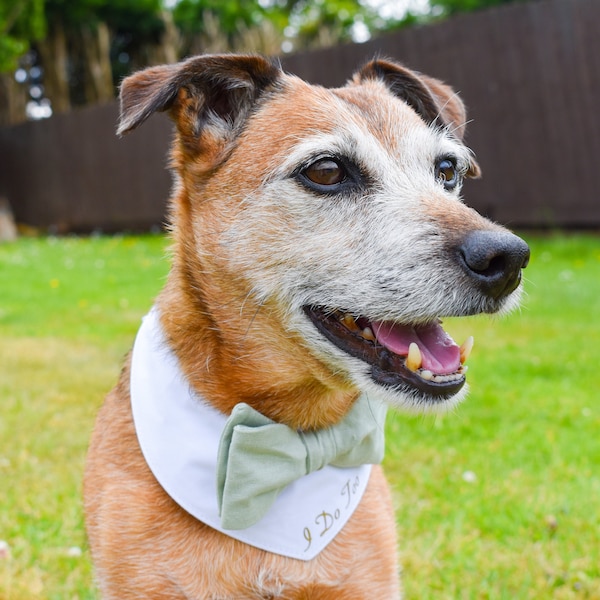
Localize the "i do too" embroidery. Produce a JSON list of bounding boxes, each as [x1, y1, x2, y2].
[[303, 475, 361, 552]]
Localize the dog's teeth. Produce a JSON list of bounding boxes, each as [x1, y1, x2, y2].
[[420, 369, 434, 381], [460, 336, 474, 364], [341, 313, 360, 332], [361, 327, 376, 342], [406, 342, 422, 372]]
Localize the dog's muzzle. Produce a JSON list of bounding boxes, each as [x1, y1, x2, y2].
[[303, 230, 529, 403]]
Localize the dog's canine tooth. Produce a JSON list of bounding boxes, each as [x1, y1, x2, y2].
[[406, 342, 422, 372], [341, 313, 360, 332], [361, 327, 376, 342], [460, 336, 474, 364]]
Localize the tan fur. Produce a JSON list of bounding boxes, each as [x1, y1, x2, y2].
[[85, 54, 526, 598]]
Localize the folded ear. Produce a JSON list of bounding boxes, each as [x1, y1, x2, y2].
[[117, 54, 281, 144], [354, 58, 481, 178]]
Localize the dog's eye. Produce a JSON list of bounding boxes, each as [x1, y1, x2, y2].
[[435, 158, 460, 191], [303, 159, 346, 187]]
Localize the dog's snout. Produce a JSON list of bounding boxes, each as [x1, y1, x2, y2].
[[459, 231, 530, 299]]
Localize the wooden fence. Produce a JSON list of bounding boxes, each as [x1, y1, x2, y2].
[[0, 0, 598, 232], [0, 102, 173, 233]]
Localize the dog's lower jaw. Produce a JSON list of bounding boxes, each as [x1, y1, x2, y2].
[[363, 374, 470, 415], [301, 307, 467, 411], [300, 277, 525, 414]]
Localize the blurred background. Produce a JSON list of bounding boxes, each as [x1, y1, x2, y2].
[[0, 0, 420, 126], [0, 0, 598, 236]]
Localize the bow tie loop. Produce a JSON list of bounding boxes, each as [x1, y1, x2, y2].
[[216, 395, 387, 530]]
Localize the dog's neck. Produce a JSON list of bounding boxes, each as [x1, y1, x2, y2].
[[156, 245, 357, 430]]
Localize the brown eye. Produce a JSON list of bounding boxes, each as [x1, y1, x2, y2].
[[436, 158, 459, 191], [303, 159, 346, 187]]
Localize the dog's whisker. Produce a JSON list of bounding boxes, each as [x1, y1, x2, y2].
[[429, 91, 459, 130], [243, 304, 264, 341], [446, 118, 473, 139]]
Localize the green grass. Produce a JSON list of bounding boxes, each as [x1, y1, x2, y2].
[[1, 233, 599, 599], [0, 235, 169, 600]]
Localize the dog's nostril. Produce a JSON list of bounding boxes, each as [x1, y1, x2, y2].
[[459, 231, 530, 300], [466, 251, 507, 278]]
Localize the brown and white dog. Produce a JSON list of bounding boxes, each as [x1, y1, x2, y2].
[[84, 54, 529, 598]]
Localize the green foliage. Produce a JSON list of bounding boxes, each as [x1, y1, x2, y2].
[[171, 0, 406, 52], [287, 0, 380, 44], [0, 0, 165, 75], [44, 0, 164, 35], [0, 0, 527, 77], [0, 0, 46, 73], [100, 0, 165, 37], [274, 0, 407, 48], [0, 35, 27, 73], [173, 0, 268, 37], [430, 0, 521, 17], [1, 233, 599, 597]]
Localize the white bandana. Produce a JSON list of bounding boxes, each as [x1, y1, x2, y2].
[[130, 308, 372, 560]]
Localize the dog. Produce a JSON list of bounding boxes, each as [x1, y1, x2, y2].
[[84, 54, 529, 598]]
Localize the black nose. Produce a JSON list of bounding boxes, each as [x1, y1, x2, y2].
[[459, 231, 530, 299]]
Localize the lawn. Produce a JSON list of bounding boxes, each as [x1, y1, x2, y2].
[[1, 233, 599, 599]]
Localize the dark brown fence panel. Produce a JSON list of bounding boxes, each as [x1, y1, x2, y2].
[[282, 0, 600, 228], [0, 0, 598, 231], [0, 102, 173, 232]]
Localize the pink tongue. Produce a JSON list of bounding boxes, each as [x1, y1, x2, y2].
[[372, 320, 461, 375]]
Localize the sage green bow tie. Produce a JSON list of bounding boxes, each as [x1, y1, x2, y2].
[[216, 394, 387, 530]]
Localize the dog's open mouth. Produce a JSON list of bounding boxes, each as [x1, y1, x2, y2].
[[304, 307, 473, 399]]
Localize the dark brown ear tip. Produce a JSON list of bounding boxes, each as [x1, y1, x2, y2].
[[115, 54, 282, 137], [467, 161, 482, 179], [356, 57, 409, 79], [354, 58, 478, 147], [116, 64, 180, 134]]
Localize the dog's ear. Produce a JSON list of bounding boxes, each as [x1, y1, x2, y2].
[[354, 59, 481, 178], [418, 72, 481, 178], [117, 54, 281, 144]]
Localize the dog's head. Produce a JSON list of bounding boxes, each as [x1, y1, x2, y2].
[[119, 54, 529, 420]]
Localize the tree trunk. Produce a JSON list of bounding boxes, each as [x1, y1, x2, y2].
[[80, 21, 114, 104], [0, 197, 18, 242], [142, 10, 180, 67], [158, 10, 180, 64], [37, 20, 71, 114], [0, 72, 27, 126]]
